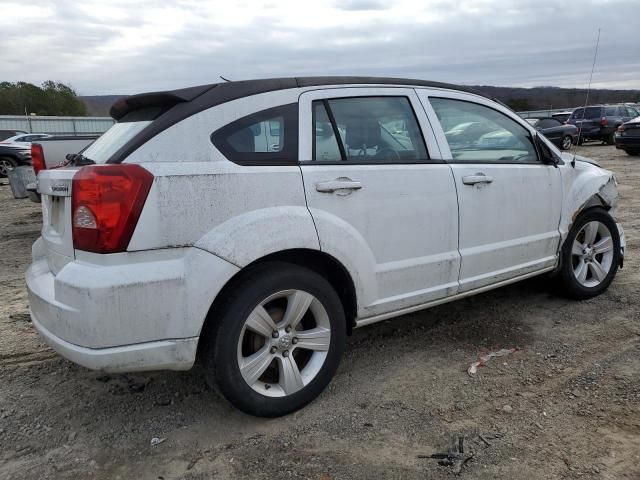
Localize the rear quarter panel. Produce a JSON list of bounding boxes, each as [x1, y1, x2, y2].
[[125, 88, 321, 266]]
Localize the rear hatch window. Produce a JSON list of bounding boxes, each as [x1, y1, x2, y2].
[[81, 107, 162, 163], [571, 107, 602, 119]]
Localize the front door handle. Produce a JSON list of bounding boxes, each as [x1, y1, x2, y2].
[[462, 173, 494, 185], [316, 178, 362, 193]]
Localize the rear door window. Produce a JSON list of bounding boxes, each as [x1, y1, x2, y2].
[[312, 96, 428, 163], [211, 103, 298, 165], [571, 107, 602, 119]]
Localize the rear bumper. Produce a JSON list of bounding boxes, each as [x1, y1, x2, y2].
[[615, 135, 640, 150], [31, 315, 198, 372], [26, 241, 238, 372]]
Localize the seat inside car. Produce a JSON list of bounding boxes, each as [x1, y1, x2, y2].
[[345, 120, 390, 161]]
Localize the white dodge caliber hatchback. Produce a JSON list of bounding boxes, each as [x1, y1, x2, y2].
[[26, 77, 625, 416]]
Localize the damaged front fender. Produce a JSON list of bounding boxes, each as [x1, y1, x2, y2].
[[557, 154, 624, 265]]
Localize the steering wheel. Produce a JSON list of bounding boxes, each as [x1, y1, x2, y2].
[[375, 147, 401, 162]]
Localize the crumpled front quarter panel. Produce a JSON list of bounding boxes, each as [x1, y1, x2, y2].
[[559, 154, 619, 240]]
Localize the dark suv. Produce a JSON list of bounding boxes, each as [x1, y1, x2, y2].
[[567, 105, 639, 145]]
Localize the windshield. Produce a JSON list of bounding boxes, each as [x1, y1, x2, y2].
[[571, 107, 602, 120], [81, 107, 162, 163]]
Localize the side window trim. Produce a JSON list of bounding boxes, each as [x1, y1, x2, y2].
[[322, 99, 347, 161]]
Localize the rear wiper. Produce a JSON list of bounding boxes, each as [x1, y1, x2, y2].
[[65, 153, 95, 166]]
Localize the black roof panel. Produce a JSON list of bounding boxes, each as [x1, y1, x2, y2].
[[110, 76, 488, 120]]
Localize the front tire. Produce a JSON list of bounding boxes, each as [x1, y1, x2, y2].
[[558, 208, 620, 299], [625, 150, 640, 156], [605, 132, 616, 145], [202, 262, 346, 417]]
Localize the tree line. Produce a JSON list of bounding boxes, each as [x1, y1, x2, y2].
[[0, 81, 87, 116]]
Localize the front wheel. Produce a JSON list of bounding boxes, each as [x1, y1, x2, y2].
[[561, 135, 573, 150], [558, 208, 620, 299], [202, 262, 346, 417]]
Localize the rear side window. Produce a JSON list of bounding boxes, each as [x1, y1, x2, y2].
[[312, 96, 428, 163], [571, 107, 602, 119], [211, 103, 298, 165], [537, 119, 561, 128]]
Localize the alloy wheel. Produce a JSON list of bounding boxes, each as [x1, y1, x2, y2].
[[571, 220, 614, 287], [0, 159, 14, 176], [562, 135, 573, 150], [237, 289, 331, 397]]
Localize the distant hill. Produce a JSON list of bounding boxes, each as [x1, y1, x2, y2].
[[80, 85, 640, 117], [79, 95, 124, 116], [472, 86, 640, 111]]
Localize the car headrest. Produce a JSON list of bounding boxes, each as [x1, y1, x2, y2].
[[345, 121, 381, 150]]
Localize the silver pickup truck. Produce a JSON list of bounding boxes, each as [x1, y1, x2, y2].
[[37, 135, 99, 168], [26, 135, 99, 202]]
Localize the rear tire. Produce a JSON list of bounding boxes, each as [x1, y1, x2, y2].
[[202, 262, 346, 417], [558, 208, 620, 300], [625, 150, 640, 156], [0, 157, 17, 177], [561, 135, 573, 150]]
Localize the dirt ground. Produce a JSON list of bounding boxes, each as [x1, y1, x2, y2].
[[0, 144, 638, 480]]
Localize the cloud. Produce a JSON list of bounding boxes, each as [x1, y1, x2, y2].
[[336, 0, 388, 11], [0, 0, 638, 94]]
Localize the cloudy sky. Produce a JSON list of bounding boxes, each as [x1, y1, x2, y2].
[[1, 0, 638, 95]]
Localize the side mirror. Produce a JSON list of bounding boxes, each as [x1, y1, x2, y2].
[[535, 133, 560, 167]]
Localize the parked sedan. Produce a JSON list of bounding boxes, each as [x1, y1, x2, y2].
[[27, 77, 625, 417], [526, 118, 578, 150], [0, 133, 52, 145], [615, 116, 640, 156]]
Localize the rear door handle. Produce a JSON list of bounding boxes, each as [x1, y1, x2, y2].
[[462, 173, 494, 185], [316, 178, 362, 193]]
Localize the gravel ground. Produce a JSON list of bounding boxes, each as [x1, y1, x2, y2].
[[0, 144, 638, 480]]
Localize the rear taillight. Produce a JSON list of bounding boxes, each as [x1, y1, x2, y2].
[[617, 125, 625, 132], [32, 143, 46, 175], [72, 164, 153, 253], [600, 117, 608, 126]]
